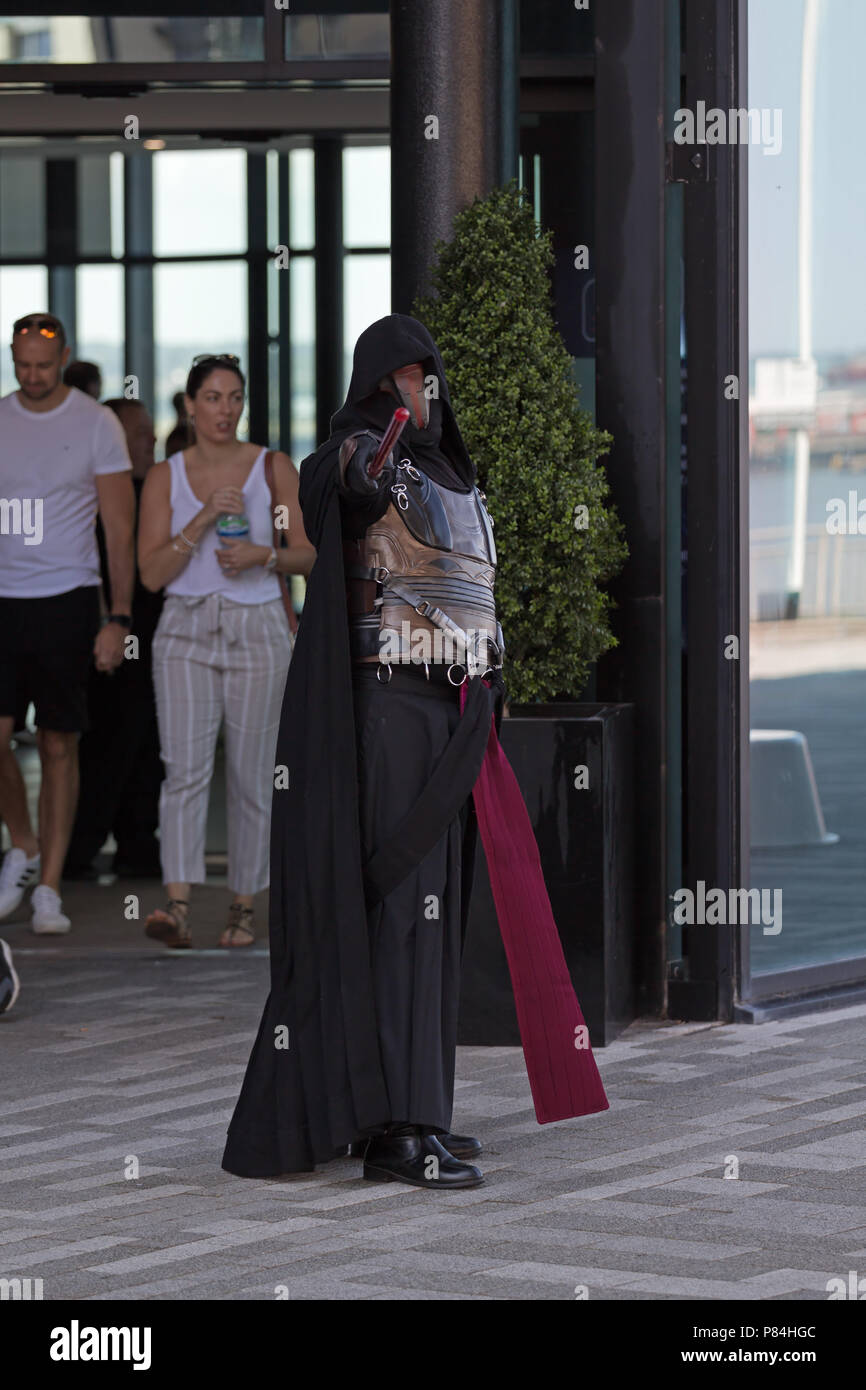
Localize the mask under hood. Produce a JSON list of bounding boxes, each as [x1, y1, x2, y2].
[[329, 314, 474, 491]]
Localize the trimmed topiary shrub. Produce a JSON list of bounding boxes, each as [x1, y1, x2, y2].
[[414, 181, 628, 703]]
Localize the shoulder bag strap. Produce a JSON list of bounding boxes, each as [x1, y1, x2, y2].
[[263, 449, 298, 635]]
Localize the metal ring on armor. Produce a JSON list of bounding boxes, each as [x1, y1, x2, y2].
[[377, 662, 392, 684], [447, 663, 467, 687]]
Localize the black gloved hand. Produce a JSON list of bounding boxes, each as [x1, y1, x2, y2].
[[338, 431, 396, 497]]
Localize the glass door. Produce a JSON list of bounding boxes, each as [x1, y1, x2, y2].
[[748, 0, 866, 993]]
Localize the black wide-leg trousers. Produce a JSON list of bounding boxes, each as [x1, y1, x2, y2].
[[352, 667, 468, 1135]]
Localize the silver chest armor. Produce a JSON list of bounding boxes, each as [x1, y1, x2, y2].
[[346, 460, 504, 673]]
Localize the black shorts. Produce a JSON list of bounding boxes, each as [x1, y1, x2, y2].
[[0, 587, 101, 733]]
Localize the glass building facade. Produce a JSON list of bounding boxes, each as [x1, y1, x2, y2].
[[2, 0, 864, 1024]]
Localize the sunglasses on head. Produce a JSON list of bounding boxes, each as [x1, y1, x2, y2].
[[191, 353, 240, 368], [13, 316, 61, 339]]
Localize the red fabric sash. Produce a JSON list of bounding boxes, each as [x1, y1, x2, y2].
[[462, 685, 610, 1124]]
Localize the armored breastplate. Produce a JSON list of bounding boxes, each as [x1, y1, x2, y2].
[[346, 461, 503, 673]]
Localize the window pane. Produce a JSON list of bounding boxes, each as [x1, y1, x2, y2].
[[344, 254, 390, 394], [284, 14, 388, 60], [748, 0, 866, 977], [77, 155, 112, 258], [343, 146, 389, 249], [154, 259, 247, 449], [0, 157, 45, 258], [109, 151, 124, 260], [0, 265, 48, 396], [153, 150, 246, 258], [290, 256, 315, 464], [520, 5, 594, 57], [0, 17, 264, 64], [266, 254, 285, 447], [75, 264, 124, 401], [289, 148, 314, 252]]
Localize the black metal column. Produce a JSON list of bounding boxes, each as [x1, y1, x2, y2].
[[313, 135, 344, 443], [46, 159, 77, 345], [124, 153, 154, 411], [390, 0, 519, 312], [278, 151, 292, 458], [246, 152, 269, 444], [673, 0, 749, 1021], [593, 0, 668, 1019]]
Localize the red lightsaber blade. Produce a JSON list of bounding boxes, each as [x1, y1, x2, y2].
[[367, 406, 410, 479]]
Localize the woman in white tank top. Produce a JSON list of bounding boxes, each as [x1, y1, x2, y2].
[[137, 354, 315, 949]]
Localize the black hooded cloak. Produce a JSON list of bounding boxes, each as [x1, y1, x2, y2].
[[222, 315, 495, 1176]]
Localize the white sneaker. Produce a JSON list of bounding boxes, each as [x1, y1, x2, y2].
[[0, 847, 41, 920], [31, 884, 71, 935], [0, 938, 20, 1014]]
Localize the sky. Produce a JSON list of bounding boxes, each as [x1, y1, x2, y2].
[[749, 0, 866, 358]]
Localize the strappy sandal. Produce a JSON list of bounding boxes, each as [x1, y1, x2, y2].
[[218, 902, 255, 949], [144, 897, 192, 949]]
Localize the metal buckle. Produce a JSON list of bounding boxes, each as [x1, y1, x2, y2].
[[391, 482, 410, 511], [447, 663, 467, 687], [377, 662, 392, 684]]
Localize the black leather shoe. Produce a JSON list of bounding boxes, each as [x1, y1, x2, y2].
[[348, 1130, 482, 1160], [363, 1125, 483, 1190], [437, 1132, 482, 1160]]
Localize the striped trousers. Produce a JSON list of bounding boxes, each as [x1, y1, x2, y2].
[[151, 592, 293, 895]]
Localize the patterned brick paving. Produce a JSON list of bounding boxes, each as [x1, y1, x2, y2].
[[2, 946, 866, 1301]]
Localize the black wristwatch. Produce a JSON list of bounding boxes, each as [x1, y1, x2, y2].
[[106, 613, 132, 628]]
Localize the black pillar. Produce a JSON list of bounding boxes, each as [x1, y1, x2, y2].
[[46, 160, 77, 346], [124, 154, 154, 412], [246, 152, 269, 445], [278, 151, 292, 458], [594, 0, 668, 1019], [390, 0, 519, 312], [673, 0, 749, 1021], [313, 136, 344, 443]]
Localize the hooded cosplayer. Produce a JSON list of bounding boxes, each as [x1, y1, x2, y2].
[[221, 315, 608, 1188]]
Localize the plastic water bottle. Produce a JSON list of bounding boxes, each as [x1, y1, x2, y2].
[[216, 512, 250, 545]]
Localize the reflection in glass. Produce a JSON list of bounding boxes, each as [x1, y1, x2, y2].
[[154, 260, 247, 449], [0, 158, 45, 259], [343, 147, 389, 249], [0, 265, 48, 397], [76, 264, 124, 400], [748, 0, 866, 978], [154, 150, 246, 258], [0, 16, 265, 64]]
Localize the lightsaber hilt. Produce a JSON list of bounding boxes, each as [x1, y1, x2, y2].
[[367, 406, 410, 479]]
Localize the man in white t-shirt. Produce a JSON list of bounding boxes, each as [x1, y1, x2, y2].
[[0, 312, 135, 934]]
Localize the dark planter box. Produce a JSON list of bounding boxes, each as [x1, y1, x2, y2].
[[459, 701, 636, 1049]]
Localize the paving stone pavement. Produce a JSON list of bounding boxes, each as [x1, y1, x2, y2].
[[2, 945, 866, 1301]]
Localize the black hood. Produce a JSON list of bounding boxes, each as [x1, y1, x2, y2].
[[329, 314, 474, 490]]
